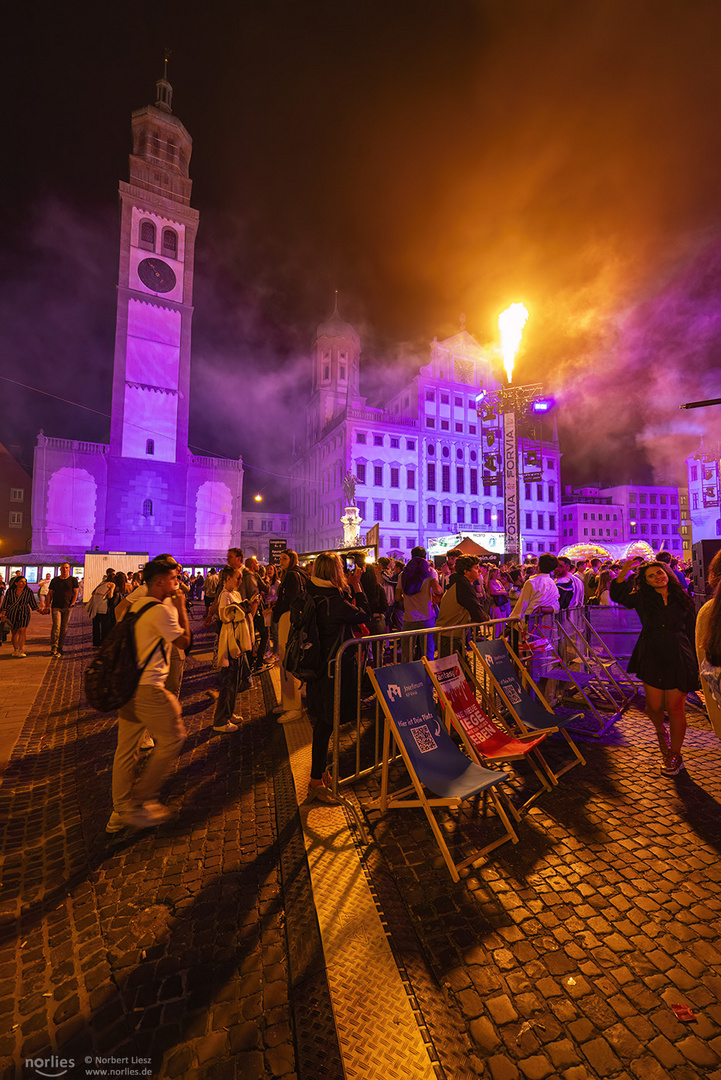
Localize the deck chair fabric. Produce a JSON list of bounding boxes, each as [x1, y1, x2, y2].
[[425, 651, 553, 756], [471, 639, 586, 780], [369, 662, 518, 881], [425, 654, 553, 809]]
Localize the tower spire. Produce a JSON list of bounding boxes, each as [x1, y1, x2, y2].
[[155, 49, 173, 113]]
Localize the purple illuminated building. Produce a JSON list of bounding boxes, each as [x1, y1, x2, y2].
[[30, 72, 243, 563]]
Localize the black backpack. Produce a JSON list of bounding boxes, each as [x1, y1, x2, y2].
[[283, 593, 338, 683], [85, 600, 164, 712]]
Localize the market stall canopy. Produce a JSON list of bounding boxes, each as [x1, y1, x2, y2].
[[455, 536, 497, 558]]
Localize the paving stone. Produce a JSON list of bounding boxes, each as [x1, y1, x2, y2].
[[488, 1054, 520, 1080], [547, 1039, 581, 1069], [457, 988, 484, 1018], [517, 1055, 554, 1079], [581, 1036, 622, 1076], [629, 1055, 673, 1080], [487, 995, 520, 1025], [470, 1016, 501, 1052], [676, 1035, 720, 1068], [647, 1034, 685, 1069]]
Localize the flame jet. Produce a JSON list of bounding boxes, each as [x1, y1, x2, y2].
[[498, 302, 529, 384]]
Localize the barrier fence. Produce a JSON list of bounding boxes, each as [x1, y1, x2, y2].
[[323, 605, 646, 824]]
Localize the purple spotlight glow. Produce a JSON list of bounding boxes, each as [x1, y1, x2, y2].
[[530, 396, 555, 414]]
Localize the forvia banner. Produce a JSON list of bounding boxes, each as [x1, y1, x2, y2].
[[503, 408, 519, 557]]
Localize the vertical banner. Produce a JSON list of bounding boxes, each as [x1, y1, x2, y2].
[[268, 538, 287, 566], [365, 522, 380, 550], [503, 406, 520, 559]]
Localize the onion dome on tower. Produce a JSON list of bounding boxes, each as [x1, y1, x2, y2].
[[313, 294, 361, 397]]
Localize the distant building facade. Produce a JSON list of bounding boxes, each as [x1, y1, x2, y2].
[[686, 442, 721, 545], [0, 444, 32, 557], [240, 511, 293, 563], [30, 73, 243, 563], [290, 308, 561, 557]]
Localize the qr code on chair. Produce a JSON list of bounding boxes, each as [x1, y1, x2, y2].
[[411, 724, 437, 753]]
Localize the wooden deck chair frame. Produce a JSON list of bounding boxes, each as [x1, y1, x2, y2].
[[516, 617, 620, 737], [470, 640, 586, 782], [422, 655, 552, 814], [367, 666, 518, 883]]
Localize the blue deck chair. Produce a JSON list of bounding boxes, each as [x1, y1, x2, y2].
[[368, 662, 518, 882], [471, 639, 586, 781], [424, 654, 553, 813]]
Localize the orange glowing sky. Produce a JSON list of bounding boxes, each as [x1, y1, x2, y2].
[[1, 0, 720, 490]]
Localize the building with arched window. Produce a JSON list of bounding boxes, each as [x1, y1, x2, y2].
[[31, 71, 243, 563]]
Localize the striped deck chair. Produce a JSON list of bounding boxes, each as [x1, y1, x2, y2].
[[368, 662, 518, 882], [471, 638, 586, 782], [424, 654, 553, 812]]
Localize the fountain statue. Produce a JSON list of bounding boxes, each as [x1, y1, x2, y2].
[[341, 471, 362, 547]]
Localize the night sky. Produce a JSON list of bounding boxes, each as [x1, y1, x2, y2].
[[2, 0, 720, 506]]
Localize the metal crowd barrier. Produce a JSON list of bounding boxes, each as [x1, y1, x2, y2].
[[327, 617, 523, 827], [325, 603, 645, 821]]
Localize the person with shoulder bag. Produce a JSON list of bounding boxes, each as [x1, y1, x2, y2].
[[303, 553, 371, 803], [273, 549, 308, 722]]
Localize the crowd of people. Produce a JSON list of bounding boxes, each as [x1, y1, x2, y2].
[[1, 542, 719, 823]]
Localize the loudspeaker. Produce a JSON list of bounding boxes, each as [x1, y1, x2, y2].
[[691, 539, 721, 603]]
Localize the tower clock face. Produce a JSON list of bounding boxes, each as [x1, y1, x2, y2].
[[137, 257, 177, 294]]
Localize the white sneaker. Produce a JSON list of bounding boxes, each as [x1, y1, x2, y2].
[[277, 710, 304, 724], [119, 804, 171, 828], [271, 705, 284, 715], [142, 800, 173, 822], [139, 733, 155, 750], [213, 721, 239, 733], [17, 651, 27, 658], [105, 811, 126, 834]]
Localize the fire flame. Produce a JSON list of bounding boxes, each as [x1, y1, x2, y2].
[[498, 302, 529, 384]]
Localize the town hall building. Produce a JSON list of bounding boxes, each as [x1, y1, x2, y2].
[[290, 306, 562, 558]]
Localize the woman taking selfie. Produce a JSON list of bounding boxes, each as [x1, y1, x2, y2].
[[611, 559, 698, 776]]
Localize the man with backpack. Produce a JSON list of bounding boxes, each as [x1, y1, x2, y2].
[[105, 556, 191, 832]]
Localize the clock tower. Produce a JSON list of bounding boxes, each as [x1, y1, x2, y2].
[[31, 70, 244, 559], [109, 65, 198, 463]]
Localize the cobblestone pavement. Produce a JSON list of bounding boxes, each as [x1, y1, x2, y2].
[[351, 694, 721, 1080], [1, 615, 296, 1080], [1, 611, 721, 1080]]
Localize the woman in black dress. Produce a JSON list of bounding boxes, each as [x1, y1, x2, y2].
[[0, 575, 38, 657], [610, 559, 698, 776]]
